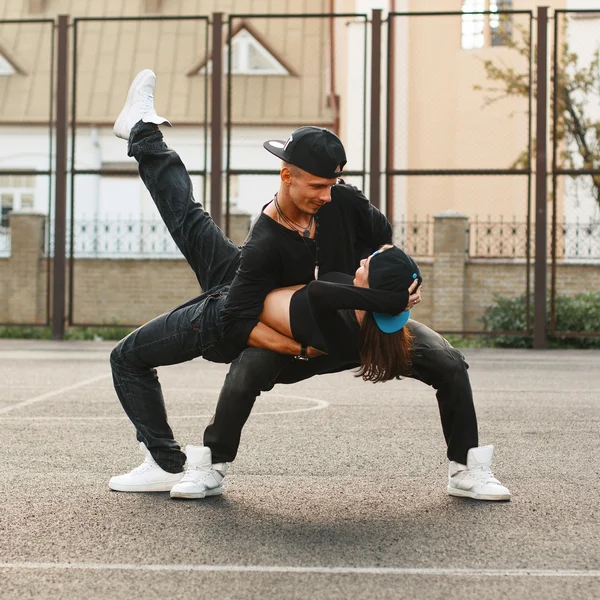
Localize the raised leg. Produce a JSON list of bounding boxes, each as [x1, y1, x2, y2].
[[129, 122, 241, 291]]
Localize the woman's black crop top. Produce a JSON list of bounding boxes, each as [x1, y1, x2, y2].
[[289, 272, 409, 361]]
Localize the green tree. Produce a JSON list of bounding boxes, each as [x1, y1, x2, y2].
[[473, 22, 600, 211]]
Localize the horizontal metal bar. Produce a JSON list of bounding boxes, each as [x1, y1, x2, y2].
[[73, 16, 209, 23], [0, 322, 50, 327], [227, 169, 365, 176], [0, 19, 54, 24], [68, 322, 140, 329], [0, 170, 51, 176], [389, 10, 532, 16], [73, 170, 207, 177], [554, 8, 600, 13], [386, 169, 531, 176], [436, 330, 532, 336], [550, 332, 600, 338], [229, 13, 367, 19], [470, 256, 527, 260], [554, 169, 600, 175]]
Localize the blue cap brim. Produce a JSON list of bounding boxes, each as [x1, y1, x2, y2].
[[373, 309, 410, 333]]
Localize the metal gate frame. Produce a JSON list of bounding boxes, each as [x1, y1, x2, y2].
[[222, 10, 371, 238], [0, 17, 55, 328], [550, 8, 600, 340], [66, 15, 211, 328], [9, 7, 595, 342], [385, 8, 536, 338]]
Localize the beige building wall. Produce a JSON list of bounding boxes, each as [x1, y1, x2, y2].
[[402, 0, 566, 223]]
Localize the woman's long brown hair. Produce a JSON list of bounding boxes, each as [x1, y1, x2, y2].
[[355, 311, 413, 383]]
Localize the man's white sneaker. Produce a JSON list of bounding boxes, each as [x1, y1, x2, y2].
[[170, 445, 227, 499], [113, 69, 171, 140], [109, 442, 184, 492], [447, 445, 511, 501]]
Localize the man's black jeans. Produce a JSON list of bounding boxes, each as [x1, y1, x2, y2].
[[110, 122, 242, 472], [111, 123, 478, 473], [203, 321, 478, 466]]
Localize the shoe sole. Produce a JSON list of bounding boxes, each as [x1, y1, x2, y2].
[[113, 69, 155, 139], [447, 486, 511, 501], [109, 480, 182, 493], [170, 486, 224, 499]]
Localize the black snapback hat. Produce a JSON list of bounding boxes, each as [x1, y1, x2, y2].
[[368, 246, 422, 333], [263, 126, 347, 179]]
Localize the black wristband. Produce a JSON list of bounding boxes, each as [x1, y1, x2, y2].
[[294, 344, 309, 361]]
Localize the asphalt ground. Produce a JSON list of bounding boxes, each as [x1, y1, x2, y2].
[[0, 339, 598, 600]]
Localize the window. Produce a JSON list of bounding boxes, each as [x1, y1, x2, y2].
[[461, 0, 513, 49], [462, 0, 485, 50], [1, 193, 13, 227], [0, 45, 22, 76], [197, 26, 292, 76], [0, 174, 36, 226], [0, 53, 16, 76], [227, 29, 290, 75], [490, 0, 513, 47]]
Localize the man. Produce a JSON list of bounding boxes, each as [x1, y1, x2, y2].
[[109, 70, 510, 503]]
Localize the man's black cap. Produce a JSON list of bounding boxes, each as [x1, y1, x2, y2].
[[263, 126, 347, 179]]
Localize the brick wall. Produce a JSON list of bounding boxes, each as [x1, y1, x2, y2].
[[1, 214, 46, 324], [71, 259, 202, 325], [0, 258, 10, 321], [2, 212, 599, 332]]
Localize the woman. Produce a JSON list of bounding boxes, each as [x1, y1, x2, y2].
[[259, 244, 422, 382]]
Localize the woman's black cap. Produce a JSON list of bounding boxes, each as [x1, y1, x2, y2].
[[368, 246, 422, 333], [369, 246, 422, 294]]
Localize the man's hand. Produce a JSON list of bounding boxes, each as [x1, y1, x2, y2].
[[406, 279, 422, 311], [306, 346, 327, 358], [248, 323, 327, 358]]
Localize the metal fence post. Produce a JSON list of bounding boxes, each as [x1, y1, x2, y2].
[[210, 12, 223, 230], [52, 14, 68, 340], [534, 6, 548, 349], [385, 11, 395, 223], [369, 9, 382, 209]]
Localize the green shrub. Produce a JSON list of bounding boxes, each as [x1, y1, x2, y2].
[[0, 325, 53, 340], [0, 324, 134, 341], [443, 334, 488, 348], [481, 292, 600, 349]]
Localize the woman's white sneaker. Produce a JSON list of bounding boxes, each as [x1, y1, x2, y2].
[[170, 445, 227, 499], [109, 442, 184, 492], [447, 445, 511, 501]]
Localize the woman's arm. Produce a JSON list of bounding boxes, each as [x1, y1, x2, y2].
[[307, 279, 409, 315], [305, 277, 410, 357]]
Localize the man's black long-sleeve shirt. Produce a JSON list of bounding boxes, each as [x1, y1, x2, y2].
[[220, 182, 393, 351]]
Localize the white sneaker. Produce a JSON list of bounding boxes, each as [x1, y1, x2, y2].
[[113, 69, 171, 140], [170, 445, 227, 499], [447, 445, 511, 501], [109, 442, 184, 492]]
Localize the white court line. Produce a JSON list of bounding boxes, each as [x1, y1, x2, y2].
[[0, 562, 598, 578], [0, 374, 111, 416], [0, 395, 329, 420]]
